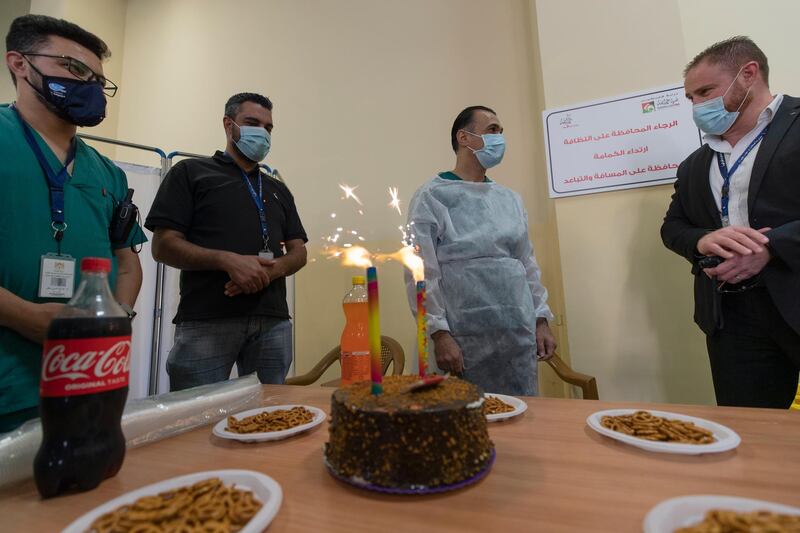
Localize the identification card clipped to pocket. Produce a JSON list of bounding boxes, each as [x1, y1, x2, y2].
[[39, 253, 76, 299]]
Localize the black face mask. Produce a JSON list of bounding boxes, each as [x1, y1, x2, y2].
[[25, 60, 107, 127]]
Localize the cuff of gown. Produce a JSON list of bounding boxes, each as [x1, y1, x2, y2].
[[426, 317, 450, 336], [536, 309, 555, 321]]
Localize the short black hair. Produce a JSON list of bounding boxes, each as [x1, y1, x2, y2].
[[684, 36, 769, 86], [5, 14, 110, 85], [224, 92, 273, 118], [450, 105, 496, 152]]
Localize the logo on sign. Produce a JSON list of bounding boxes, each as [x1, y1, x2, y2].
[[641, 92, 682, 114], [559, 113, 579, 128], [654, 92, 681, 110]]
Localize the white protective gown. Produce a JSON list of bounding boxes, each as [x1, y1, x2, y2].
[[405, 175, 553, 396]]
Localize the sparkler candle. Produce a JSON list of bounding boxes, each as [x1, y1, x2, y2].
[[366, 266, 383, 395], [391, 246, 427, 378], [416, 280, 428, 376]]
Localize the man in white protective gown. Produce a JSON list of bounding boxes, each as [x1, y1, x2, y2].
[[405, 105, 557, 396]]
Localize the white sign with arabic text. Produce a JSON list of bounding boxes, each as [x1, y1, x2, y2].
[[542, 84, 703, 198]]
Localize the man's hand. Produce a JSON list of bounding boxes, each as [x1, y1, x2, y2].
[[432, 331, 464, 374], [224, 258, 282, 297], [18, 302, 65, 343], [535, 318, 557, 361], [697, 226, 769, 258], [220, 253, 272, 294], [704, 246, 771, 282], [224, 240, 307, 297]]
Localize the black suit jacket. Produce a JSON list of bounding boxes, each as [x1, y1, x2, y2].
[[661, 95, 800, 336]]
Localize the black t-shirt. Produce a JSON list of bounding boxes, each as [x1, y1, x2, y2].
[[145, 151, 307, 323]]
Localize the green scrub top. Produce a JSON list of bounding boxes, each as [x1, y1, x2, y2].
[[0, 103, 146, 423]]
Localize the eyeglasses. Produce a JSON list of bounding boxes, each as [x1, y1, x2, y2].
[[22, 53, 118, 97]]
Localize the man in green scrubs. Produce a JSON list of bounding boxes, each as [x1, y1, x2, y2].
[[0, 15, 146, 432]]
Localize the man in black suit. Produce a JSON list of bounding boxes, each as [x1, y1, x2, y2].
[[661, 36, 800, 409]]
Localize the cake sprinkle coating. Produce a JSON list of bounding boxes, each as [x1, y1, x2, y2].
[[325, 375, 494, 490]]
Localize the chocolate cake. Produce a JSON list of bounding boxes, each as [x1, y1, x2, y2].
[[324, 375, 494, 491]]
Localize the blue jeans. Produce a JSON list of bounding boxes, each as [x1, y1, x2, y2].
[[167, 316, 293, 392]]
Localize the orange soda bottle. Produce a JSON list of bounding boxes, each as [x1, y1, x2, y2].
[[340, 276, 370, 385]]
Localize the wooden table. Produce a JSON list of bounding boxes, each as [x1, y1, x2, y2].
[[2, 385, 799, 532]]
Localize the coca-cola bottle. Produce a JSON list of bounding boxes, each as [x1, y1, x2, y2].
[[34, 257, 131, 498]]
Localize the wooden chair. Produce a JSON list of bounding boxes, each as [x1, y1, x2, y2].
[[544, 353, 598, 400], [285, 336, 405, 386]]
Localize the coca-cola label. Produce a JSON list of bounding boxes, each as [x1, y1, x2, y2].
[[41, 336, 131, 397]]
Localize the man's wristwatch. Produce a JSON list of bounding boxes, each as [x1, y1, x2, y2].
[[119, 303, 137, 321]]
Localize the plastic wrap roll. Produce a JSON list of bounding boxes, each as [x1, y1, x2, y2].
[[0, 374, 262, 489], [0, 419, 41, 491]]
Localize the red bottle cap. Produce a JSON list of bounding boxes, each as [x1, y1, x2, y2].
[[80, 257, 111, 273]]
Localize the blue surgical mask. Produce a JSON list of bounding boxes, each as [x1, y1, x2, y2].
[[231, 120, 271, 162], [463, 130, 506, 169], [692, 66, 750, 135]]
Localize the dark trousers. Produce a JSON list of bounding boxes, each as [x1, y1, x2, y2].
[[706, 287, 800, 408]]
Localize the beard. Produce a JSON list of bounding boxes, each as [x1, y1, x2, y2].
[[726, 81, 752, 114], [24, 72, 74, 124]]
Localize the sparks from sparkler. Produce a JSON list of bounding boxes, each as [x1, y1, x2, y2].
[[388, 187, 402, 215], [321, 184, 425, 276], [339, 184, 363, 205]]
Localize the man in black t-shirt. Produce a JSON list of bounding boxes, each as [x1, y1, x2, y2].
[[145, 93, 307, 391]]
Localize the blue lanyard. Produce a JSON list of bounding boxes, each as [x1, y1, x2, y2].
[[12, 106, 76, 242], [238, 166, 270, 250], [716, 125, 769, 226]]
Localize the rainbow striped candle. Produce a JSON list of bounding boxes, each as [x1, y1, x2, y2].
[[416, 281, 428, 377], [367, 267, 383, 395]]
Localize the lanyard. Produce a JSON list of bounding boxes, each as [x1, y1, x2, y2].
[[238, 166, 270, 250], [12, 106, 76, 245], [716, 125, 769, 226]]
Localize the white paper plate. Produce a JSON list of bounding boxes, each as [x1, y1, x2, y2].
[[644, 494, 800, 533], [484, 393, 528, 422], [213, 404, 326, 442], [586, 409, 740, 455], [62, 469, 282, 533]]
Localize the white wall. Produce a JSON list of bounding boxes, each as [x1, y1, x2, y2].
[[110, 0, 569, 390], [678, 0, 800, 96], [536, 0, 800, 404], [22, 0, 794, 403], [536, 0, 713, 404], [0, 0, 32, 103]]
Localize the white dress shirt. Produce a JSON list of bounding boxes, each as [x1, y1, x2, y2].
[[705, 94, 783, 227]]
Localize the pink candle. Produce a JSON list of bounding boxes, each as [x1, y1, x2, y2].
[[367, 267, 383, 395]]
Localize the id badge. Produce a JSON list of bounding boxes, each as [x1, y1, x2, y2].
[[39, 253, 76, 299], [259, 250, 274, 260]]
